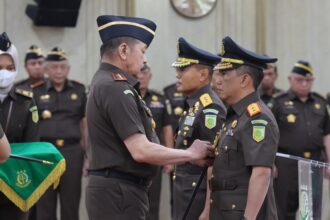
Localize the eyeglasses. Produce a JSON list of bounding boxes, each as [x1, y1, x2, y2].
[[292, 77, 314, 84]]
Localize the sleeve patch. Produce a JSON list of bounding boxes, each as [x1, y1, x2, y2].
[[247, 103, 261, 117], [123, 89, 135, 96], [251, 119, 268, 125], [205, 115, 217, 129], [252, 125, 265, 142], [199, 93, 213, 107]]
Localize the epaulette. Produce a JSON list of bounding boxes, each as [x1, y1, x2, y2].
[[14, 79, 28, 86], [247, 102, 262, 117], [15, 88, 33, 98], [163, 83, 176, 92], [199, 93, 213, 107], [311, 92, 326, 101], [150, 89, 163, 96], [112, 73, 127, 81], [71, 79, 85, 86], [30, 79, 45, 89], [273, 91, 286, 99]]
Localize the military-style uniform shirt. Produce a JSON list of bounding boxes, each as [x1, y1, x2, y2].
[[163, 83, 185, 131], [258, 87, 282, 107], [33, 79, 86, 143], [271, 90, 330, 157], [15, 78, 46, 90], [0, 86, 39, 142], [173, 85, 226, 220], [142, 89, 171, 143], [87, 63, 159, 180], [210, 92, 279, 220]]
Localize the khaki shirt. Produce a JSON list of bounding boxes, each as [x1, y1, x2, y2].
[[271, 90, 330, 157], [87, 63, 158, 179], [210, 91, 279, 220]]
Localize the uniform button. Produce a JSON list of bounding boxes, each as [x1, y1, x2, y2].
[[178, 131, 181, 135], [172, 175, 176, 181], [232, 204, 236, 209], [184, 126, 189, 131], [183, 132, 187, 136], [192, 182, 197, 187], [211, 174, 214, 179], [224, 145, 228, 151], [210, 199, 213, 204], [183, 139, 188, 146], [215, 151, 219, 156], [223, 127, 227, 131]]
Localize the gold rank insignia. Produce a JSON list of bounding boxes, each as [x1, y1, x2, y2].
[[252, 126, 265, 142], [205, 115, 217, 129], [200, 93, 213, 107], [287, 114, 296, 123], [40, 94, 50, 100], [112, 73, 127, 81], [42, 110, 52, 119], [285, 101, 294, 106], [194, 101, 200, 113], [71, 93, 78, 101], [151, 119, 156, 130], [231, 120, 238, 128], [304, 151, 311, 159], [174, 107, 183, 116], [247, 103, 261, 117], [151, 95, 158, 102], [314, 103, 321, 110], [29, 106, 39, 123]]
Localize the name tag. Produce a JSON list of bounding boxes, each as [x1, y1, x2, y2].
[[184, 116, 195, 126]]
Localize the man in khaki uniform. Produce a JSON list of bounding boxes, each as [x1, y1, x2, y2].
[[207, 36, 279, 220], [85, 15, 213, 220], [171, 37, 226, 220]]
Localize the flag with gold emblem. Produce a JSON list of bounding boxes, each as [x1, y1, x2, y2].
[[0, 142, 66, 212]]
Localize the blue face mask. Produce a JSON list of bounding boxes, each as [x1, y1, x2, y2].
[[0, 69, 17, 89]]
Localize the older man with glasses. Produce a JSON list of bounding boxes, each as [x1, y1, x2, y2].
[[270, 60, 330, 220]]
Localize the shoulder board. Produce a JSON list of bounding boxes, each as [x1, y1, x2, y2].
[[247, 102, 262, 117], [30, 79, 45, 89], [112, 73, 127, 81], [150, 89, 163, 96], [311, 92, 326, 101], [14, 79, 28, 86], [273, 91, 287, 99], [199, 93, 213, 107], [163, 83, 176, 92], [15, 88, 33, 98]]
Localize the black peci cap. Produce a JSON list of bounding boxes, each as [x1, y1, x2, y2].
[[291, 60, 313, 77], [0, 32, 11, 52], [46, 47, 67, 61], [214, 36, 277, 71], [172, 37, 220, 68], [97, 15, 157, 47], [25, 45, 44, 63]]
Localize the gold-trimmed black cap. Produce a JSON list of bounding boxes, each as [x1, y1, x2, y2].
[[0, 32, 11, 52], [46, 47, 67, 61], [25, 45, 44, 63], [291, 60, 313, 77], [214, 36, 277, 71], [97, 15, 157, 47], [172, 37, 220, 68]]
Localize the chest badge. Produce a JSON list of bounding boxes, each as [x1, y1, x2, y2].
[[42, 110, 52, 119], [71, 93, 78, 101], [252, 126, 265, 142], [231, 120, 238, 128], [287, 114, 296, 123], [174, 107, 183, 116], [40, 94, 50, 100], [314, 103, 321, 110], [194, 101, 200, 113], [285, 101, 294, 106]]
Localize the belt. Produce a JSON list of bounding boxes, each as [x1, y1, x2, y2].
[[41, 138, 80, 148], [88, 169, 152, 188]]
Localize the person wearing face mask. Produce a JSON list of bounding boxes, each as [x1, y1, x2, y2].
[[15, 45, 45, 89], [0, 32, 39, 219]]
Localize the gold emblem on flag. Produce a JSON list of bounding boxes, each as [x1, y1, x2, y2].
[[16, 170, 31, 188]]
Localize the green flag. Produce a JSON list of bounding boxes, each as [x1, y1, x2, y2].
[[0, 142, 66, 212]]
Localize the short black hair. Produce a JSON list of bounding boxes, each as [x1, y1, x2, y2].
[[194, 64, 213, 80], [236, 65, 263, 89], [100, 37, 139, 57]]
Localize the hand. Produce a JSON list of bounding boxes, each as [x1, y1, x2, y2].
[[191, 157, 214, 167], [188, 139, 213, 161], [324, 167, 330, 179], [82, 157, 89, 177], [199, 207, 210, 220], [163, 164, 174, 174]]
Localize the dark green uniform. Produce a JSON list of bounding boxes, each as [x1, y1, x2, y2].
[[163, 83, 185, 131], [173, 85, 226, 220], [210, 92, 279, 220], [271, 90, 330, 220], [86, 63, 160, 220], [0, 86, 39, 220], [143, 89, 171, 220], [15, 78, 46, 90], [258, 87, 282, 107], [34, 79, 86, 220]]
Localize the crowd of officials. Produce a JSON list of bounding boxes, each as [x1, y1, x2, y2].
[[0, 14, 329, 220]]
